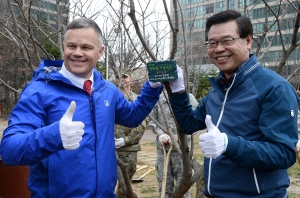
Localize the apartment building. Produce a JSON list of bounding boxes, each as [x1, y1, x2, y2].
[[171, 0, 300, 81], [22, 0, 69, 29]]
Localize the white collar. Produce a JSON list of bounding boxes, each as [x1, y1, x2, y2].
[[59, 63, 94, 89]]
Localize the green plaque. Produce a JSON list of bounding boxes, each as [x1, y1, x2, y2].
[[147, 60, 178, 82]]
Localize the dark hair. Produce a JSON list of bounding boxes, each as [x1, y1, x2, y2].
[[66, 18, 103, 46], [205, 10, 253, 41]]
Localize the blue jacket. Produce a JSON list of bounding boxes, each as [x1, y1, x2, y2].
[[0, 59, 162, 198], [171, 54, 298, 198]]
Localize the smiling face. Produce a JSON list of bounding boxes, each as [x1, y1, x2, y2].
[[207, 20, 252, 79], [63, 27, 104, 79]]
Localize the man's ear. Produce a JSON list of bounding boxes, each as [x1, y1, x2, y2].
[[246, 34, 252, 50], [98, 46, 105, 59]]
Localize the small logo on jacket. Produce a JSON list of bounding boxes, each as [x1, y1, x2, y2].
[[104, 100, 109, 106], [291, 110, 294, 117]]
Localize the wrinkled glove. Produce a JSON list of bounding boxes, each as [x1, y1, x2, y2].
[[159, 134, 172, 145], [199, 115, 228, 159], [115, 138, 125, 148], [59, 101, 85, 150], [148, 80, 162, 88], [170, 66, 185, 93]]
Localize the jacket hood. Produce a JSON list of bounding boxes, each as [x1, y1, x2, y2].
[[32, 59, 63, 81]]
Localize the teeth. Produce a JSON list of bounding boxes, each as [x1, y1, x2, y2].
[[217, 57, 228, 60], [73, 60, 83, 63]]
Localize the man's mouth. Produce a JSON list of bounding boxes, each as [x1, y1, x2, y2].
[[216, 56, 230, 61], [71, 59, 85, 63]]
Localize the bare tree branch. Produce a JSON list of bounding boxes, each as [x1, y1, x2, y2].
[[0, 77, 21, 94], [128, 0, 157, 61], [6, 0, 31, 68]]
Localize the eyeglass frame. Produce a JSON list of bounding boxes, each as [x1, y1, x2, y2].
[[205, 37, 240, 49], [116, 73, 131, 78]]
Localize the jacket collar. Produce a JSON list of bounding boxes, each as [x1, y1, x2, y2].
[[32, 59, 105, 89], [210, 54, 261, 90], [59, 63, 94, 89]]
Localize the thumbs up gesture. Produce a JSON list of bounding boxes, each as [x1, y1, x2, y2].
[[199, 115, 228, 159], [59, 101, 85, 150]]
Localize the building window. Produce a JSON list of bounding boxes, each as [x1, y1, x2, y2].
[[228, 0, 236, 10], [215, 2, 223, 12], [198, 6, 205, 15], [205, 4, 214, 14]]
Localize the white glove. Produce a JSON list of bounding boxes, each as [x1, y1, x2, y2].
[[170, 66, 185, 93], [59, 101, 85, 150], [148, 80, 162, 88], [159, 134, 172, 145], [296, 140, 300, 154], [199, 115, 228, 159], [115, 138, 125, 148]]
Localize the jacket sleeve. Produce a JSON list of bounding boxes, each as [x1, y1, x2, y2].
[[123, 119, 147, 145], [115, 81, 162, 128], [0, 85, 64, 166], [224, 79, 299, 169], [170, 91, 206, 134]]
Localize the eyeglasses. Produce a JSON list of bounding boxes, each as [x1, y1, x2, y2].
[[117, 73, 130, 78], [205, 37, 240, 49]]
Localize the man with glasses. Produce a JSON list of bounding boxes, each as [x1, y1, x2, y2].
[[167, 10, 298, 197]]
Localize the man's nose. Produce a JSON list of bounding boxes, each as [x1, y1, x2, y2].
[[73, 47, 83, 56], [215, 42, 225, 51]]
